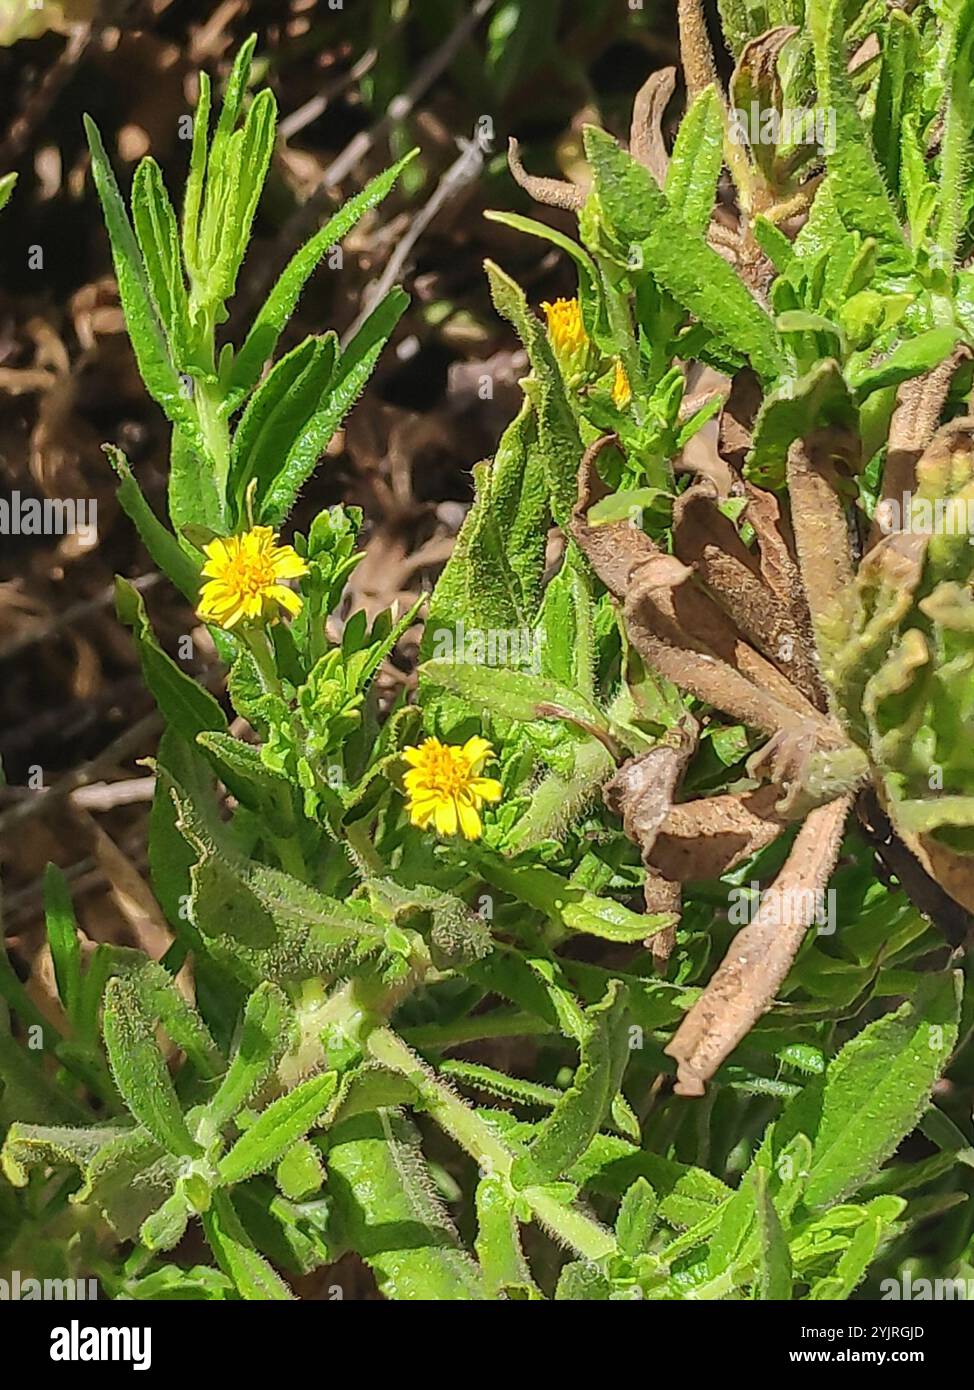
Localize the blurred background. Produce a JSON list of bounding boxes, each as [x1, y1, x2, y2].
[[0, 0, 679, 995]]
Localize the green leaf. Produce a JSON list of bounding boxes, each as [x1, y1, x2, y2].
[[131, 157, 191, 364], [935, 0, 974, 260], [168, 429, 226, 538], [483, 210, 600, 309], [196, 731, 292, 821], [115, 576, 226, 741], [615, 1176, 658, 1258], [228, 151, 417, 400], [206, 982, 296, 1129], [512, 981, 630, 1187], [43, 864, 81, 1021], [475, 1174, 541, 1298], [485, 260, 585, 528], [326, 1110, 485, 1299], [583, 125, 781, 379], [83, 115, 210, 459], [849, 326, 962, 401], [665, 85, 724, 236], [101, 976, 201, 1157], [104, 445, 201, 601], [775, 971, 962, 1209], [0, 172, 16, 212], [746, 359, 856, 488], [259, 292, 409, 525], [473, 850, 672, 943], [422, 403, 548, 658], [106, 950, 224, 1079], [809, 0, 910, 269], [1, 1121, 127, 1189], [421, 658, 604, 728], [808, 1198, 904, 1298], [208, 88, 277, 304], [203, 1190, 294, 1300], [439, 1060, 561, 1110], [569, 1134, 732, 1229], [219, 1071, 337, 1184], [181, 71, 211, 279], [229, 333, 338, 513], [753, 1169, 792, 1299]]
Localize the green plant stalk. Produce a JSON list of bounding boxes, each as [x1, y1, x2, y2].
[[366, 1025, 617, 1263]]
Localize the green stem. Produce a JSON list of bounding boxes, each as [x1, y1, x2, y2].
[[240, 626, 282, 697], [345, 819, 385, 877], [366, 1026, 616, 1264], [402, 1011, 556, 1050]]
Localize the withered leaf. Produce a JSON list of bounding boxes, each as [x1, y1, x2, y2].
[[630, 67, 676, 185], [665, 794, 852, 1096]]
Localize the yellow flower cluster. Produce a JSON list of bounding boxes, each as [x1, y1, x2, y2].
[[542, 296, 590, 370], [612, 358, 632, 408], [541, 297, 631, 408], [197, 525, 308, 630], [402, 736, 502, 840]]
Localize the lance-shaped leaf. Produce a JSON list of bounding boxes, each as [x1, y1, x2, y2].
[[103, 949, 224, 1079], [934, 0, 974, 261], [421, 399, 548, 654], [83, 115, 210, 460], [115, 576, 226, 742], [615, 1176, 658, 1258], [102, 976, 201, 1157], [229, 333, 338, 514], [207, 87, 277, 305], [807, 1197, 905, 1299], [569, 1132, 732, 1228], [511, 981, 630, 1187], [203, 1190, 294, 1300], [421, 659, 606, 731], [326, 1110, 486, 1300], [260, 289, 409, 525], [227, 150, 417, 402], [104, 446, 201, 601], [774, 970, 962, 1208], [584, 125, 780, 379], [485, 260, 584, 529], [218, 1071, 337, 1185], [131, 156, 191, 365], [809, 0, 910, 269], [665, 84, 724, 235], [753, 1168, 792, 1299], [205, 982, 296, 1129], [472, 850, 675, 944], [43, 864, 81, 1022], [475, 1175, 542, 1299]]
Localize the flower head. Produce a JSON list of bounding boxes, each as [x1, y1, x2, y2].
[[612, 359, 632, 409], [402, 736, 503, 840], [542, 297, 592, 377], [197, 525, 309, 630]]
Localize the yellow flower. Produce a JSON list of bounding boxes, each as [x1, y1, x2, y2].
[[541, 297, 592, 376], [197, 525, 309, 630], [612, 359, 632, 409], [402, 736, 503, 840]]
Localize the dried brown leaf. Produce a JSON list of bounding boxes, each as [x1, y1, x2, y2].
[[665, 794, 852, 1096], [630, 67, 676, 185]]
